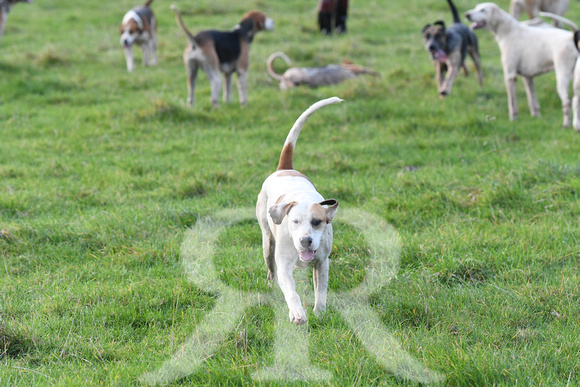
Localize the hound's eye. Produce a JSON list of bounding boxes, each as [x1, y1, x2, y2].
[[311, 219, 322, 226], [293, 219, 299, 224]]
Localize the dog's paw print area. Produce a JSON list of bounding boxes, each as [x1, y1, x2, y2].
[[329, 221, 371, 291]]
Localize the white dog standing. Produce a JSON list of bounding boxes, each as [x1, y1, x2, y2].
[[466, 3, 578, 127], [256, 97, 342, 325]]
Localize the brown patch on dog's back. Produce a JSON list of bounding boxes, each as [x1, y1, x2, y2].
[[276, 170, 314, 185]]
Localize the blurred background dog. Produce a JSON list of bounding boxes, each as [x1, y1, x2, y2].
[[317, 0, 349, 34]]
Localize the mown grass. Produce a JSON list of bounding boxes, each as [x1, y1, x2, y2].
[[1, 0, 579, 385]]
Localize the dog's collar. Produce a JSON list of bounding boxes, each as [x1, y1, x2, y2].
[[123, 9, 143, 30]]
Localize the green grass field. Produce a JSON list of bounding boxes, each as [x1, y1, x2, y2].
[[1, 0, 579, 385]]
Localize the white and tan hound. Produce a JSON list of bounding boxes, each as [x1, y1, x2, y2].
[[256, 97, 342, 325], [120, 0, 157, 72]]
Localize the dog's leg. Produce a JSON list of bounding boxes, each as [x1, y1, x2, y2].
[[555, 62, 574, 128], [504, 74, 519, 121], [434, 61, 444, 92], [186, 61, 199, 106], [207, 70, 222, 107], [0, 13, 7, 46], [150, 33, 158, 66], [509, 0, 524, 20], [462, 64, 470, 76], [522, 76, 541, 117], [313, 258, 329, 316], [237, 71, 248, 106], [142, 43, 150, 67], [256, 195, 277, 283], [573, 95, 580, 132], [470, 49, 484, 86], [275, 247, 307, 325], [573, 63, 580, 132], [224, 73, 233, 103], [263, 233, 276, 283], [150, 20, 158, 66], [124, 47, 135, 73], [440, 64, 459, 96]]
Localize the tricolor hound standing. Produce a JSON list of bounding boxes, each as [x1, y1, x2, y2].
[[170, 5, 273, 107], [120, 0, 157, 72], [256, 97, 342, 325], [0, 0, 32, 47]]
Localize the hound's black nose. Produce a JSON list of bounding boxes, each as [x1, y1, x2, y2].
[[299, 236, 312, 247]]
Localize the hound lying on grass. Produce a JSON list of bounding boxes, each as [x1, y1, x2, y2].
[[267, 52, 378, 90]]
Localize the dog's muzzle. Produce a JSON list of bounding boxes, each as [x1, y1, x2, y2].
[[430, 48, 447, 63], [298, 236, 315, 261], [465, 13, 486, 30]]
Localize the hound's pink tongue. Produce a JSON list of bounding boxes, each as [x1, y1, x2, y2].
[[437, 50, 447, 63], [299, 250, 314, 261]]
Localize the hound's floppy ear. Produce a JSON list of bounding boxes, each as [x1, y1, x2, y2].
[[434, 20, 446, 30], [575, 30, 580, 52], [269, 202, 297, 225], [319, 199, 338, 223], [422, 24, 431, 33]]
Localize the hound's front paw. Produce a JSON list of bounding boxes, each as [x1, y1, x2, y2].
[[289, 306, 307, 325], [313, 304, 326, 317]]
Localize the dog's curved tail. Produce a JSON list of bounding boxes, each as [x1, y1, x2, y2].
[[144, 0, 154, 7], [277, 97, 343, 171], [170, 5, 197, 43], [267, 52, 292, 82], [538, 11, 578, 31], [446, 0, 461, 24]]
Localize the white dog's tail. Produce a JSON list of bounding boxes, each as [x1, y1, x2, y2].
[[267, 52, 292, 82], [538, 11, 578, 31], [277, 97, 343, 171], [170, 5, 197, 43]]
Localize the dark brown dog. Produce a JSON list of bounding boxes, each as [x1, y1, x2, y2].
[[317, 0, 349, 34], [171, 5, 274, 107]]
